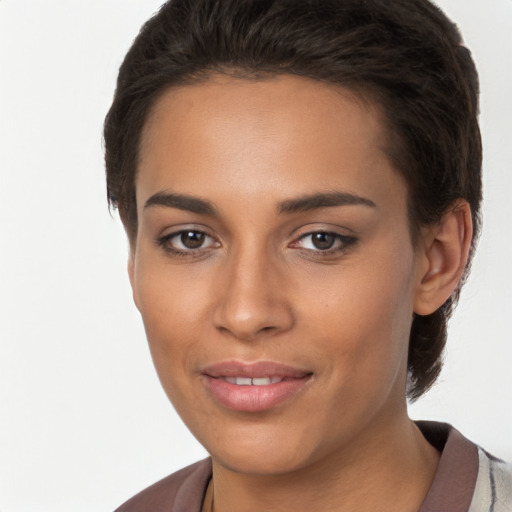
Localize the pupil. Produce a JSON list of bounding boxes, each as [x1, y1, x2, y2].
[[181, 231, 205, 249], [312, 232, 335, 250]]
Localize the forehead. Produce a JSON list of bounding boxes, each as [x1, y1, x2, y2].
[[141, 74, 387, 155], [137, 74, 406, 215]]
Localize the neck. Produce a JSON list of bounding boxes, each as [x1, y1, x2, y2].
[[208, 415, 440, 512]]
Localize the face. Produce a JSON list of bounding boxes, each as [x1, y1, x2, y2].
[[131, 75, 424, 476]]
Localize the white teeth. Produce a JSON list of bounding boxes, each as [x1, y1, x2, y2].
[[223, 376, 284, 386], [252, 377, 272, 386]]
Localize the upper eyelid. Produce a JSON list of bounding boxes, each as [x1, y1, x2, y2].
[[293, 231, 354, 243], [156, 225, 355, 247], [293, 223, 356, 235], [291, 226, 356, 241], [297, 229, 351, 237], [154, 231, 219, 261], [159, 225, 216, 239], [289, 230, 357, 252], [157, 228, 220, 249], [168, 229, 216, 240]]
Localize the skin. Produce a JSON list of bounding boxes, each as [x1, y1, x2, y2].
[[129, 74, 472, 512]]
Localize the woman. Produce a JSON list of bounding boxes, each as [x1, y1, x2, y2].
[[104, 0, 512, 510]]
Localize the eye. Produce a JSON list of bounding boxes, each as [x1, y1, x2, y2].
[[157, 229, 220, 255], [303, 232, 337, 250], [291, 231, 356, 253], [175, 230, 208, 249]]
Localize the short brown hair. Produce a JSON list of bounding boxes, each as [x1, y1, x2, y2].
[[104, 0, 482, 400]]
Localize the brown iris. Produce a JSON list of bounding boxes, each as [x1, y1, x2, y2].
[[311, 232, 336, 250], [181, 231, 205, 249]]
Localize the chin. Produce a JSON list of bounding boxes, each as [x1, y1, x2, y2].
[[200, 422, 322, 476], [212, 447, 314, 477]]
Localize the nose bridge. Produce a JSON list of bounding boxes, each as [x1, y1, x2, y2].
[[213, 240, 293, 340]]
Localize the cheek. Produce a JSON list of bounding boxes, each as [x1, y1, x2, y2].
[[304, 247, 416, 392], [132, 259, 210, 384], [134, 247, 211, 330]]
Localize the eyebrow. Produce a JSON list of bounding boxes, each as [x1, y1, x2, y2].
[[277, 192, 376, 214], [144, 191, 217, 215], [144, 190, 376, 216]]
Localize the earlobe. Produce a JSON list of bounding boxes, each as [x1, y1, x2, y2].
[[414, 201, 473, 316]]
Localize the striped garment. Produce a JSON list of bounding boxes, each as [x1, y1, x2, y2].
[[469, 448, 512, 512]]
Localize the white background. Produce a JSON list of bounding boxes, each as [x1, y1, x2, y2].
[[1, 1, 511, 511]]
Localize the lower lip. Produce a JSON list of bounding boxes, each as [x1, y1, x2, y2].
[[203, 375, 312, 412]]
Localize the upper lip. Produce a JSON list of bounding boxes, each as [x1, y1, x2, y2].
[[201, 360, 312, 379]]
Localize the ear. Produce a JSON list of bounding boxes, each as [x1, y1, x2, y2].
[[414, 201, 473, 316], [127, 251, 140, 311]]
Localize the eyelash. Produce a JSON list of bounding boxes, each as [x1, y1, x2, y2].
[[156, 230, 357, 258], [290, 231, 357, 256], [156, 230, 219, 258]]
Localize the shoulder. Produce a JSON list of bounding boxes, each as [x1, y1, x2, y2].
[[416, 421, 512, 512], [114, 458, 212, 512], [469, 448, 512, 512]]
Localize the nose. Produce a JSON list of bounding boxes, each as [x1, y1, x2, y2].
[[212, 247, 294, 341]]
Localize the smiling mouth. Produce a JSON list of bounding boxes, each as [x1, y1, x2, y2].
[[220, 376, 285, 386], [201, 361, 313, 412]]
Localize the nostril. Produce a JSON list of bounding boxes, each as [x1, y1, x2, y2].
[[211, 270, 295, 340], [215, 322, 281, 342]]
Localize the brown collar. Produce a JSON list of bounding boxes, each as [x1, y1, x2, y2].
[[168, 422, 479, 512], [417, 421, 479, 512]]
